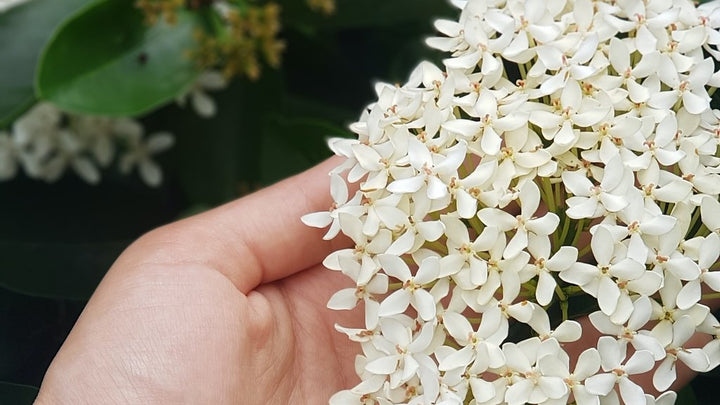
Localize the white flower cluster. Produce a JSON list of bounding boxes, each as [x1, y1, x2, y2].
[[304, 0, 720, 404], [0, 103, 174, 186], [0, 77, 226, 187]]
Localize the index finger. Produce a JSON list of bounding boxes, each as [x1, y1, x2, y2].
[[114, 157, 351, 294]]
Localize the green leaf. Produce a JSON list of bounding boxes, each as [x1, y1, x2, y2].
[[0, 0, 92, 129], [0, 382, 38, 404], [36, 0, 203, 116]]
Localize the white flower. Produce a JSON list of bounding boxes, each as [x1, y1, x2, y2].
[[606, 37, 654, 103], [439, 215, 498, 288], [650, 275, 710, 346], [177, 70, 228, 118], [677, 232, 720, 309], [585, 337, 655, 405], [364, 317, 438, 390], [116, 119, 174, 187], [377, 255, 439, 322], [521, 239, 577, 306], [301, 173, 364, 240], [536, 34, 603, 96], [589, 295, 666, 360], [386, 138, 467, 201], [645, 391, 678, 405], [560, 226, 649, 321], [501, 338, 568, 405], [537, 347, 601, 405], [526, 306, 582, 343], [70, 115, 117, 167], [439, 305, 506, 374], [648, 57, 714, 115], [477, 180, 560, 259], [561, 155, 631, 219], [12, 103, 62, 178], [42, 129, 101, 184], [653, 315, 710, 391]]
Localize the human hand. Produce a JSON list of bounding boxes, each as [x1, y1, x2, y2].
[[34, 156, 718, 404], [35, 157, 363, 404]]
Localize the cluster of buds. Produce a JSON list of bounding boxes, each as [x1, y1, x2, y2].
[[163, 0, 335, 80], [307, 0, 335, 15], [135, 0, 285, 80], [214, 2, 285, 80], [304, 0, 720, 404], [135, 0, 186, 25]]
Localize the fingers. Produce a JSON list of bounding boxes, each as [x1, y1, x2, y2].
[[115, 156, 351, 294]]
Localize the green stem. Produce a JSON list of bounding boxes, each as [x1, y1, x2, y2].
[[541, 177, 557, 212], [468, 215, 485, 235], [554, 180, 563, 209], [560, 300, 569, 321], [558, 214, 571, 252], [518, 60, 527, 81], [562, 285, 584, 297], [555, 285, 569, 321], [688, 205, 704, 239], [424, 240, 448, 255]]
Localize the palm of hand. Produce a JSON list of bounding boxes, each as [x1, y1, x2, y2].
[[37, 159, 363, 404]]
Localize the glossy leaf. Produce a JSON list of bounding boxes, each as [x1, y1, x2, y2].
[[0, 0, 91, 129], [36, 0, 203, 116], [0, 382, 38, 404]]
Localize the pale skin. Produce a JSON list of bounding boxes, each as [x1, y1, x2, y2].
[[36, 157, 716, 404]]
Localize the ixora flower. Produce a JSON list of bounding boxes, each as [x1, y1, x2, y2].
[[304, 0, 720, 403]]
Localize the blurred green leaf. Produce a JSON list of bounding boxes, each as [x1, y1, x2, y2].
[[0, 0, 91, 129], [0, 240, 129, 300], [0, 382, 38, 404], [36, 0, 202, 116]]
